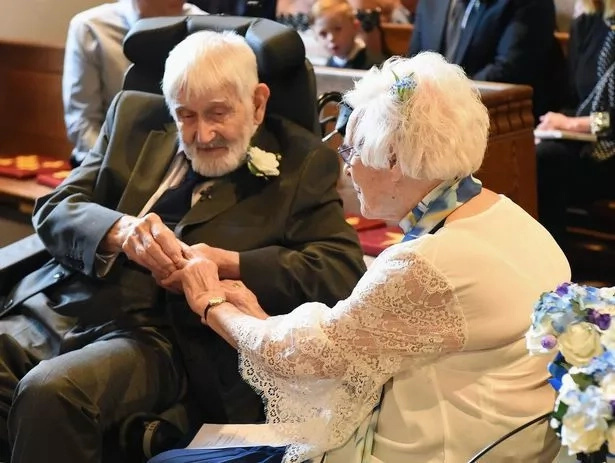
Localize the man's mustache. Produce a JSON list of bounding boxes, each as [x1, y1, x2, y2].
[[191, 137, 228, 150]]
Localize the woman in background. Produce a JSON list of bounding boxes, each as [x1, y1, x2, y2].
[[536, 0, 615, 247]]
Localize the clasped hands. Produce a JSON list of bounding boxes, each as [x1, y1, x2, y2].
[[101, 212, 266, 322]]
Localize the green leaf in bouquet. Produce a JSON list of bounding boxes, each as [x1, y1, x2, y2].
[[570, 372, 594, 390], [552, 401, 568, 423]]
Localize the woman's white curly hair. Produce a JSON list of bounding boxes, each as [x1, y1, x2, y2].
[[343, 52, 490, 181]]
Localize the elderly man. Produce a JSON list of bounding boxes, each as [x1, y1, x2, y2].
[[62, 0, 205, 167], [1, 30, 365, 462]]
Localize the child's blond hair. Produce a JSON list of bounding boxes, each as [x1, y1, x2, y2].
[[311, 0, 355, 22]]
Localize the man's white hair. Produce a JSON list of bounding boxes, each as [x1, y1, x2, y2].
[[343, 52, 490, 181], [162, 30, 259, 111]]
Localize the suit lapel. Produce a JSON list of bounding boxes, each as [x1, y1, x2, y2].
[[116, 124, 178, 216], [431, 1, 451, 53], [176, 122, 280, 233], [452, 1, 487, 65]]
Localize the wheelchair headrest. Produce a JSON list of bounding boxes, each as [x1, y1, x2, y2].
[[123, 15, 319, 134]]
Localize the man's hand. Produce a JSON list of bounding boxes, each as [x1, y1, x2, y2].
[[220, 280, 268, 320], [162, 255, 224, 318], [101, 213, 185, 278], [182, 243, 240, 279]]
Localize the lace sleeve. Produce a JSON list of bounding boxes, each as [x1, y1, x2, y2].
[[230, 246, 467, 462]]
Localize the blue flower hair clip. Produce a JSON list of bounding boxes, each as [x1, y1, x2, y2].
[[390, 71, 417, 103]]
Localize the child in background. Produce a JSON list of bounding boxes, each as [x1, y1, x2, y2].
[[311, 0, 385, 69]]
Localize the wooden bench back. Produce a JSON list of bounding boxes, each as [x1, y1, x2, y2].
[[0, 41, 71, 160]]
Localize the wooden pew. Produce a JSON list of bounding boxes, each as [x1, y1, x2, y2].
[[0, 40, 68, 211], [314, 66, 537, 217]]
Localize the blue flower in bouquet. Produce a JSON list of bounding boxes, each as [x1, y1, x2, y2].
[[528, 283, 615, 457], [559, 384, 612, 454]]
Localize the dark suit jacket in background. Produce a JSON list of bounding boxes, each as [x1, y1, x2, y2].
[[326, 47, 386, 71], [5, 90, 366, 424], [408, 0, 564, 118]]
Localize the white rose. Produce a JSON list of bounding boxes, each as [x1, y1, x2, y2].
[[599, 287, 615, 299], [561, 411, 607, 454], [601, 373, 615, 401], [248, 147, 280, 176], [601, 324, 615, 351], [558, 322, 603, 367]]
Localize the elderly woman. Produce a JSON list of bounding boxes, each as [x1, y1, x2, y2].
[[153, 53, 570, 463]]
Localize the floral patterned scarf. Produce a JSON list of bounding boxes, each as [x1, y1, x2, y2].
[[399, 175, 483, 242]]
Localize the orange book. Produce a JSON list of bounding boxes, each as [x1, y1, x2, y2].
[[36, 170, 71, 188], [0, 155, 70, 179]]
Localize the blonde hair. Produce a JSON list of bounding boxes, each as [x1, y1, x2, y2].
[[343, 52, 490, 181], [581, 0, 615, 17], [311, 0, 355, 20], [162, 30, 258, 113]]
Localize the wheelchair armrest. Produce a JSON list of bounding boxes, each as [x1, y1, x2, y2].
[[0, 234, 50, 296]]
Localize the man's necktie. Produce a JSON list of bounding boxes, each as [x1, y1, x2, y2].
[[150, 165, 207, 228], [445, 0, 466, 62]]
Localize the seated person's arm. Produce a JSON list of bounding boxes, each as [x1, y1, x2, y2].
[[177, 246, 465, 379], [472, 0, 555, 84], [536, 112, 590, 133], [33, 93, 183, 279], [62, 16, 105, 156]]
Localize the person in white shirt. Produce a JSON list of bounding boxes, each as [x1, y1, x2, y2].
[[154, 52, 570, 463], [62, 0, 204, 166]]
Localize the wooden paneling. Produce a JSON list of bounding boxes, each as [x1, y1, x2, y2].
[[381, 23, 413, 57], [0, 40, 71, 159]]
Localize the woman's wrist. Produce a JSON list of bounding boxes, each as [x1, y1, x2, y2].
[[566, 116, 591, 133]]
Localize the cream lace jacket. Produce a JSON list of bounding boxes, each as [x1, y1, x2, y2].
[[229, 197, 571, 463]]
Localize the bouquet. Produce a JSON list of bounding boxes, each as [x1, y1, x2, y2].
[[526, 283, 615, 458]]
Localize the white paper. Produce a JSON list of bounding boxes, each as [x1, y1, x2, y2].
[[534, 129, 597, 142], [186, 423, 292, 450]]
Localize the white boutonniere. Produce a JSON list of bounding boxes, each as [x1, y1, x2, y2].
[[247, 146, 281, 178]]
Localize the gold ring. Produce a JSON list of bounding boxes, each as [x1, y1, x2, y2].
[[233, 282, 241, 288]]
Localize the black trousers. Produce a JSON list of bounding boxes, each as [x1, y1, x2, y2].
[[536, 139, 615, 247], [0, 293, 183, 463]]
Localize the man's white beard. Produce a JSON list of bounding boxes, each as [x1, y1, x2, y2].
[[182, 121, 258, 177]]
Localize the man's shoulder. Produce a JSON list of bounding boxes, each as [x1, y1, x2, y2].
[[264, 115, 326, 155], [70, 2, 126, 29], [110, 91, 173, 130]]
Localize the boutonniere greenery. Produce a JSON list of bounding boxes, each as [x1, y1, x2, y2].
[[246, 146, 281, 178]]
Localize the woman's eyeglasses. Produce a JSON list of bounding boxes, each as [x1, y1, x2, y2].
[[337, 144, 358, 166]]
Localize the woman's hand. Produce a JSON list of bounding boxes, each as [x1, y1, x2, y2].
[[537, 112, 590, 133], [162, 255, 224, 318], [220, 280, 269, 320]]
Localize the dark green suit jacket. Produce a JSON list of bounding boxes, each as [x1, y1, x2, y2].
[[4, 90, 366, 423]]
